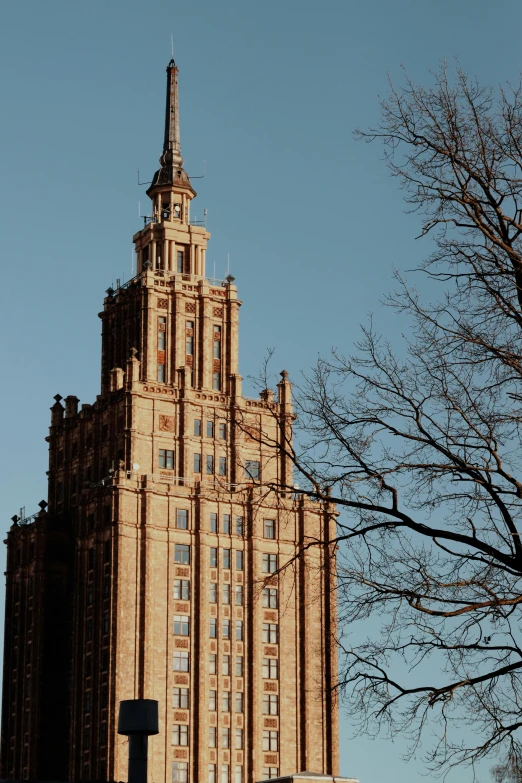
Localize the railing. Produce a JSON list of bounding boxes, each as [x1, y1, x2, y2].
[[110, 270, 228, 295], [11, 508, 42, 526]]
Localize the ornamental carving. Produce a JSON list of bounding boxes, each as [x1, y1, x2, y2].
[[159, 414, 175, 432], [157, 298, 168, 309], [185, 302, 196, 313], [213, 307, 223, 317]]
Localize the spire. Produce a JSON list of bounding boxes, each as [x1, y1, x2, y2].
[[148, 59, 194, 195], [162, 59, 183, 170]]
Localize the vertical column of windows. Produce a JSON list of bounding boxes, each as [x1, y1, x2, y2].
[[157, 316, 166, 382], [172, 545, 190, 779], [186, 321, 194, 384], [213, 325, 222, 390], [260, 548, 279, 777]]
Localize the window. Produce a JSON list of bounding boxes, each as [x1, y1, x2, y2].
[[175, 545, 190, 564], [223, 513, 230, 533], [236, 620, 243, 641], [103, 611, 110, 634], [262, 588, 278, 608], [209, 653, 217, 674], [263, 731, 278, 752], [174, 580, 190, 600], [235, 551, 244, 571], [174, 615, 190, 636], [223, 619, 230, 639], [209, 690, 216, 711], [173, 651, 189, 671], [235, 692, 244, 713], [173, 688, 189, 709], [172, 724, 189, 746], [262, 658, 278, 679], [213, 325, 222, 359], [173, 761, 188, 783], [176, 250, 184, 273], [223, 584, 230, 604], [262, 768, 279, 780], [222, 655, 230, 676], [235, 728, 243, 750], [210, 547, 218, 567], [208, 765, 216, 783], [222, 729, 230, 750], [210, 513, 218, 533], [209, 583, 217, 603], [262, 623, 278, 644], [206, 455, 214, 474], [235, 517, 244, 536], [186, 321, 194, 356], [221, 765, 229, 783], [222, 692, 230, 712], [264, 519, 276, 539], [213, 372, 221, 391], [194, 453, 201, 473], [158, 317, 166, 350], [235, 767, 242, 783], [176, 509, 188, 530], [158, 364, 165, 383], [159, 449, 175, 470], [235, 656, 244, 677], [245, 460, 260, 480], [235, 585, 244, 606], [262, 553, 277, 573], [218, 422, 227, 439], [194, 419, 202, 436], [223, 549, 231, 569], [209, 619, 217, 638], [207, 420, 214, 438], [208, 727, 217, 747], [263, 694, 278, 715]]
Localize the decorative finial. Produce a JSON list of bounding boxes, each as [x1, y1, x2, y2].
[[129, 347, 139, 359], [280, 370, 289, 379]]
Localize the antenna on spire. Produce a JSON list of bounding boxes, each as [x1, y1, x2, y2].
[[171, 34, 174, 59], [226, 253, 230, 277]]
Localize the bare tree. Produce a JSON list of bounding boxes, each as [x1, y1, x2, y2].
[[251, 64, 522, 775]]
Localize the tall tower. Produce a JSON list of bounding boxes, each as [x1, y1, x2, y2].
[[0, 60, 339, 783]]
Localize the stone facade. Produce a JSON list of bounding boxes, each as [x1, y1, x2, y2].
[[0, 60, 339, 783]]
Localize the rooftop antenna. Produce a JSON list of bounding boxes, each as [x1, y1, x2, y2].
[[226, 253, 230, 277], [171, 34, 174, 59], [137, 169, 152, 186]]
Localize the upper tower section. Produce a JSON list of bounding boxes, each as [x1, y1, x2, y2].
[[102, 60, 237, 395], [147, 58, 196, 217], [133, 59, 209, 278]]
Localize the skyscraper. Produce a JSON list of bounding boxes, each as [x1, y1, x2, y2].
[[0, 60, 339, 783]]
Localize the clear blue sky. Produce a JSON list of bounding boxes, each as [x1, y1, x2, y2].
[[1, 1, 520, 781]]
